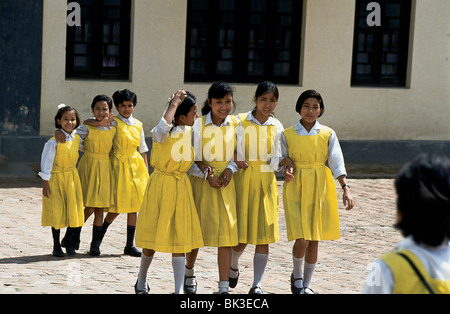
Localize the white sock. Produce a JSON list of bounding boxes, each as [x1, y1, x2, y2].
[[292, 256, 304, 288], [137, 254, 153, 290], [230, 249, 244, 278], [218, 280, 229, 294], [303, 262, 316, 288], [172, 256, 186, 294], [252, 253, 268, 288]]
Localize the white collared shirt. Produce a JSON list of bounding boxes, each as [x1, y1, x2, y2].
[[236, 111, 285, 171], [114, 114, 149, 154], [39, 130, 76, 181], [280, 120, 347, 178], [191, 112, 238, 176]]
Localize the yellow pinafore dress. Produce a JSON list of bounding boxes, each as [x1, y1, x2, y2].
[[381, 249, 450, 294], [136, 127, 204, 253], [109, 117, 149, 214], [42, 136, 84, 230], [77, 125, 116, 208], [282, 126, 340, 241], [190, 116, 239, 247], [234, 113, 279, 245]]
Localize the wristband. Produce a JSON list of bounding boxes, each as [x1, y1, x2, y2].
[[342, 184, 350, 190]]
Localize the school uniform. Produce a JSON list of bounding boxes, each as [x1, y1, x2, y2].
[[39, 131, 84, 230], [281, 120, 346, 242], [136, 118, 204, 253], [109, 114, 149, 214], [364, 236, 450, 294], [189, 113, 239, 247], [234, 111, 284, 245], [76, 125, 116, 208]]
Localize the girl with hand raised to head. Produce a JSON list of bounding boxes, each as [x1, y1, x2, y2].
[[134, 90, 203, 294]]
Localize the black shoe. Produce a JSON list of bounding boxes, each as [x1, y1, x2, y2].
[[89, 226, 102, 256], [229, 267, 239, 288], [134, 280, 149, 294], [124, 245, 141, 257], [249, 287, 263, 294], [52, 248, 65, 258], [290, 273, 304, 294], [184, 276, 197, 294]]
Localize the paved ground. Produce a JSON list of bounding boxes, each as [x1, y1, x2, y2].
[[0, 163, 403, 294]]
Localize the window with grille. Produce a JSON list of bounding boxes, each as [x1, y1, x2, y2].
[[65, 0, 131, 80], [351, 0, 412, 87], [185, 0, 303, 84]]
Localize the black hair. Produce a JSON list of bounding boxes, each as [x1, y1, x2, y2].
[[394, 153, 450, 247], [112, 89, 137, 108], [54, 106, 81, 130], [254, 81, 279, 101], [91, 94, 113, 110], [295, 89, 325, 117], [201, 82, 235, 116], [174, 91, 197, 121]]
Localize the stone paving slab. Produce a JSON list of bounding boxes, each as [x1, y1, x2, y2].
[[0, 177, 402, 294]]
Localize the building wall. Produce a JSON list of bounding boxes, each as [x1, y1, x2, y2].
[[40, 0, 450, 142]]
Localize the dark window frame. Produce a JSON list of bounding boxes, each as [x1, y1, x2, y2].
[[65, 0, 131, 81], [351, 0, 412, 87], [185, 0, 303, 84]]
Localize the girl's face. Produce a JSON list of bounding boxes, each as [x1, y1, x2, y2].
[[300, 97, 322, 124], [116, 100, 135, 119], [182, 104, 199, 127], [92, 101, 111, 122], [208, 94, 233, 122], [57, 110, 78, 134], [254, 92, 278, 118]]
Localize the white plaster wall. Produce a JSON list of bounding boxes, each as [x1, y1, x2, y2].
[[40, 0, 450, 140]]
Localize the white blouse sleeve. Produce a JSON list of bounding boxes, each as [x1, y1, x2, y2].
[[327, 131, 347, 178], [38, 139, 57, 181]]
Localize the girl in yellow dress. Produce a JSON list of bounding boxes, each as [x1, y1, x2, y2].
[[85, 89, 149, 256], [39, 105, 84, 257], [280, 90, 354, 294], [134, 90, 203, 294], [230, 82, 284, 294], [187, 82, 239, 294], [76, 95, 116, 256]]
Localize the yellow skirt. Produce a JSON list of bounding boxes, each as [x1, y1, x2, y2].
[[135, 171, 204, 253], [109, 152, 149, 214], [234, 164, 279, 245], [77, 152, 114, 208], [42, 169, 84, 230], [190, 173, 238, 247], [283, 166, 340, 241]]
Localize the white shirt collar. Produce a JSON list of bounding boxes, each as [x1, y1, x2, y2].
[[295, 119, 322, 132], [61, 129, 76, 141], [246, 110, 276, 126], [117, 113, 135, 125], [204, 112, 231, 127]]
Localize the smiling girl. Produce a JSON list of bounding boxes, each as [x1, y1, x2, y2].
[[230, 82, 285, 294], [280, 89, 354, 294], [76, 95, 116, 256], [39, 105, 84, 257], [187, 82, 239, 294]]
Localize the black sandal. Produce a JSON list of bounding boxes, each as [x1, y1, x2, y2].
[[290, 273, 304, 294], [229, 267, 240, 288], [184, 275, 197, 294]]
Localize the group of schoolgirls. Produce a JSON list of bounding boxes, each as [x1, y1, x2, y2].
[[40, 82, 355, 295]]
